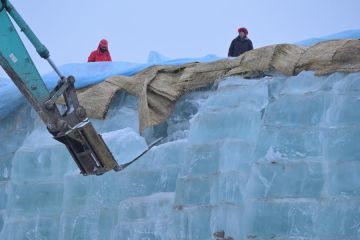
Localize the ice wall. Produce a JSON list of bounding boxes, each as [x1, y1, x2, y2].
[[1, 71, 360, 239]]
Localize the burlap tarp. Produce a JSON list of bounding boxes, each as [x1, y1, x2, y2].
[[75, 39, 360, 133]]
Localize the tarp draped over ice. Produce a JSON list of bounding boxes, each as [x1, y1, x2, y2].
[[295, 39, 360, 75], [77, 39, 360, 133], [0, 54, 220, 120]]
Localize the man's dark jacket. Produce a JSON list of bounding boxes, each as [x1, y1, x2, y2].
[[228, 36, 253, 57]]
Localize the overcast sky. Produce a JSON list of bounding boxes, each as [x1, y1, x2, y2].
[[2, 0, 360, 75]]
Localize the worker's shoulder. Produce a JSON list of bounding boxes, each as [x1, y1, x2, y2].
[[231, 36, 240, 43], [88, 50, 98, 57]]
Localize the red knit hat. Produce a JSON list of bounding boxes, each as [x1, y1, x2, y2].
[[237, 27, 248, 36]]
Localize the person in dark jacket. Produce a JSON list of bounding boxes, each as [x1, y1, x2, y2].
[[88, 39, 112, 62], [228, 27, 253, 57]]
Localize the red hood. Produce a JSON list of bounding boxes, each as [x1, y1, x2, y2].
[[98, 39, 109, 51]]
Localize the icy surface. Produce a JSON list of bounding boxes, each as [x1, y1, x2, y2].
[[1, 71, 360, 239], [295, 29, 360, 46], [147, 51, 171, 64]]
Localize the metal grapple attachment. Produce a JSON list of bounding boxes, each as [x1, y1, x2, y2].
[[55, 121, 119, 175], [45, 75, 120, 176]]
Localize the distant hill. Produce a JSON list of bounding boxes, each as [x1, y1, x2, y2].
[[296, 29, 360, 46]]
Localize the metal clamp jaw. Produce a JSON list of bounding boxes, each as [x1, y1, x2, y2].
[[44, 75, 120, 175]]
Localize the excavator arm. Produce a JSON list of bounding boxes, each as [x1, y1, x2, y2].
[[0, 0, 121, 175]]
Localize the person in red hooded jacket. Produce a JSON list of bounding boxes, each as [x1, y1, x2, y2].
[[88, 39, 112, 62]]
